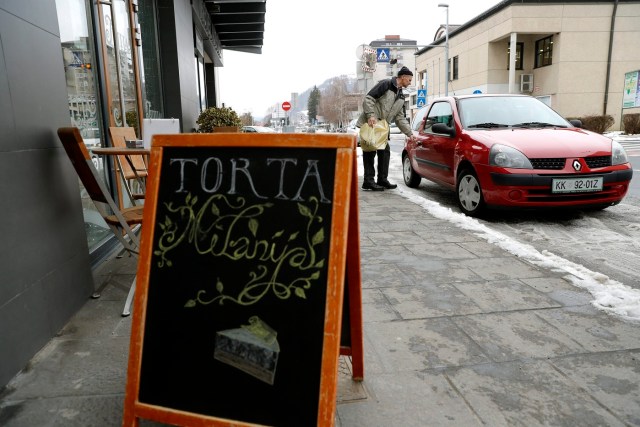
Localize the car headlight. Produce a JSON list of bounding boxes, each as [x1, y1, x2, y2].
[[611, 140, 628, 165], [489, 144, 533, 169]]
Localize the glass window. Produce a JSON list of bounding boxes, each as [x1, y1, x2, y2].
[[424, 102, 453, 132], [507, 42, 524, 70], [56, 0, 112, 250], [101, 0, 140, 133], [196, 56, 206, 112], [138, 0, 164, 118], [535, 36, 553, 68], [412, 106, 429, 131], [458, 96, 569, 129], [452, 56, 459, 80]]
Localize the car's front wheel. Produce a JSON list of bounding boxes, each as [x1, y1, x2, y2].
[[403, 154, 421, 188], [456, 168, 484, 216]]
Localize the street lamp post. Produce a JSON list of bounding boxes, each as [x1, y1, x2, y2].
[[438, 3, 449, 96]]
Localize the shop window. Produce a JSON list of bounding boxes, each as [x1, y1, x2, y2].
[[196, 56, 206, 112], [139, 0, 164, 118], [55, 0, 113, 251], [535, 36, 553, 68], [100, 0, 140, 134], [507, 42, 524, 70]]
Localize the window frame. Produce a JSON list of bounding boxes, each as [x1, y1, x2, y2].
[[423, 101, 454, 133], [507, 42, 524, 70], [452, 55, 459, 80], [535, 35, 553, 68]]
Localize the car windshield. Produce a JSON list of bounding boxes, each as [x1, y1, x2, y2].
[[458, 96, 570, 130]]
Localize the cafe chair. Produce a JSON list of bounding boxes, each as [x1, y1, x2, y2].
[[108, 126, 147, 207], [57, 127, 142, 316]]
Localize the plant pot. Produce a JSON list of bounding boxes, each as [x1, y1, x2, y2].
[[213, 126, 241, 133]]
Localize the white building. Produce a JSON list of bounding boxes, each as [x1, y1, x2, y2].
[[357, 35, 419, 95]]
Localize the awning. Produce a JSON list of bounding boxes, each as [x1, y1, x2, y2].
[[205, 0, 266, 54]]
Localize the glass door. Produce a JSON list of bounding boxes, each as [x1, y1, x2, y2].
[[96, 0, 142, 136], [96, 0, 144, 209]]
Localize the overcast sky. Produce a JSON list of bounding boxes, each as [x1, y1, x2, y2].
[[217, 0, 504, 118]]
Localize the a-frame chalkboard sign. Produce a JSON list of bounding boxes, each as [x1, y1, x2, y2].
[[123, 133, 363, 427]]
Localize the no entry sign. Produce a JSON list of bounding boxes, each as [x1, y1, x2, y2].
[[282, 101, 291, 111]]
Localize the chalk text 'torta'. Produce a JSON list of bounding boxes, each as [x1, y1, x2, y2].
[[170, 157, 330, 204]]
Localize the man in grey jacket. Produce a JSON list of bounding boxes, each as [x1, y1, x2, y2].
[[357, 66, 415, 191]]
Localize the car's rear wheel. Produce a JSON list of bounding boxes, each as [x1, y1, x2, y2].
[[403, 154, 421, 188], [456, 168, 484, 216]]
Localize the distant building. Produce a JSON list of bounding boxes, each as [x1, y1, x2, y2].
[[357, 35, 419, 94], [356, 35, 419, 118], [414, 0, 640, 129]]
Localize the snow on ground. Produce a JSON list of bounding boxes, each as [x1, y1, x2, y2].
[[355, 146, 640, 323]]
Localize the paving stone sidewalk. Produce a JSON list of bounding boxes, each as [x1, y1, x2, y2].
[[1, 183, 639, 426]]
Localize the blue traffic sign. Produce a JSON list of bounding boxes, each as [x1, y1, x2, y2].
[[417, 98, 426, 107], [417, 89, 426, 98], [376, 48, 390, 63]]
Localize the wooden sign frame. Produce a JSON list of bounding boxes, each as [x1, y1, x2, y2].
[[339, 152, 364, 380], [123, 133, 361, 426]]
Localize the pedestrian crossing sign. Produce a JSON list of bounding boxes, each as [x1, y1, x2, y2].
[[376, 48, 390, 63], [417, 98, 426, 107], [417, 89, 426, 98]]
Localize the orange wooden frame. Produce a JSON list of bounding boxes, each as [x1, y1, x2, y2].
[[339, 152, 365, 381], [123, 133, 360, 427]]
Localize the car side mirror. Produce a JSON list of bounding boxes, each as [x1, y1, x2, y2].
[[569, 119, 582, 128], [432, 122, 455, 137]]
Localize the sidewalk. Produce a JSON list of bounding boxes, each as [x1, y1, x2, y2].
[[1, 178, 640, 426]]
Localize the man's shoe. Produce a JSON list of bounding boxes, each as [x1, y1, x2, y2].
[[362, 181, 384, 191], [377, 180, 397, 189]]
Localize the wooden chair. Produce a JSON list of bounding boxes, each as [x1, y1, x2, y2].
[[57, 127, 142, 316], [108, 126, 147, 206]]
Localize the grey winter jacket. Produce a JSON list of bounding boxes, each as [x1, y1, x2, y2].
[[356, 77, 412, 137]]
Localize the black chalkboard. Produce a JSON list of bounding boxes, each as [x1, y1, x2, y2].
[[123, 133, 357, 427]]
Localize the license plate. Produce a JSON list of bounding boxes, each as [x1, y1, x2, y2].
[[551, 176, 603, 193]]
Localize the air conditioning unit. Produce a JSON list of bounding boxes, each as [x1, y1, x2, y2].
[[520, 74, 534, 93]]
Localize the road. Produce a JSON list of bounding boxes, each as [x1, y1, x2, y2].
[[386, 135, 640, 291]]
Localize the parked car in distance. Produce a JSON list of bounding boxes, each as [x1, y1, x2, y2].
[[81, 127, 102, 169], [346, 119, 360, 146], [242, 125, 276, 133], [402, 94, 633, 216]]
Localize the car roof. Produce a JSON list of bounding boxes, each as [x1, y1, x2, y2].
[[431, 93, 532, 102]]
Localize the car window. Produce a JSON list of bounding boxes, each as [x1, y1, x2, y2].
[[458, 96, 570, 129], [423, 102, 453, 133], [411, 106, 428, 132]]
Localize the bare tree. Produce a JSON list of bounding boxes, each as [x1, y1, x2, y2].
[[319, 76, 360, 128], [240, 112, 253, 126]]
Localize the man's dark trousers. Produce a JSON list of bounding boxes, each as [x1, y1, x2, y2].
[[363, 143, 391, 184]]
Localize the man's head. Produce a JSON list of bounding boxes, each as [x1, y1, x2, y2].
[[397, 66, 413, 87]]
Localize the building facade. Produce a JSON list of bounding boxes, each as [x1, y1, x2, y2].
[[0, 0, 266, 388], [358, 35, 418, 95], [415, 0, 640, 129]]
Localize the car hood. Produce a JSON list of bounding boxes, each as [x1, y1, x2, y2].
[[469, 128, 613, 157]]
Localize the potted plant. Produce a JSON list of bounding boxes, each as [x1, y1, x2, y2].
[[196, 106, 242, 133]]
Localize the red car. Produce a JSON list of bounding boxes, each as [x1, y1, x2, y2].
[[402, 94, 633, 216]]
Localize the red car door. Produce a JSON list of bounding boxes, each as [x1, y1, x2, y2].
[[414, 101, 456, 186]]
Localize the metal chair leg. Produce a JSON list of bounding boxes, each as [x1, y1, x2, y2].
[[122, 277, 136, 317]]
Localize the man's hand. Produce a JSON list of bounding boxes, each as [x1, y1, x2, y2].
[[406, 134, 416, 143], [367, 117, 377, 127]]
